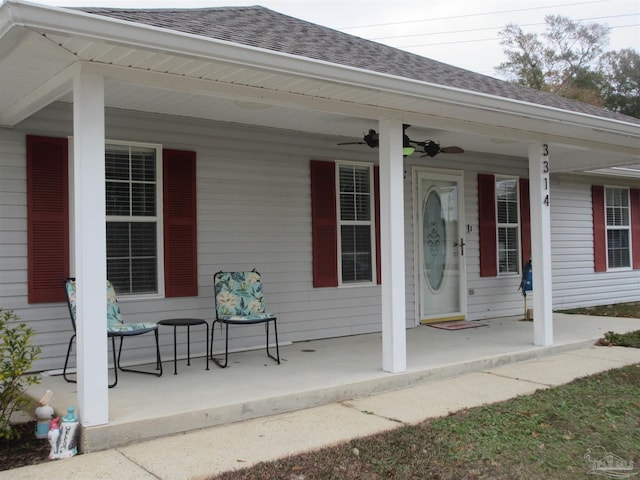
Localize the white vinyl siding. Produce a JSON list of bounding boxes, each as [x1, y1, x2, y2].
[[2, 103, 639, 370], [551, 177, 639, 309]]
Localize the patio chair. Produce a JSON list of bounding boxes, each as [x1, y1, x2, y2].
[[211, 270, 280, 368], [63, 278, 163, 388]]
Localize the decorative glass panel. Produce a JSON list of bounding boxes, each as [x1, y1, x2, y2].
[[423, 190, 446, 291]]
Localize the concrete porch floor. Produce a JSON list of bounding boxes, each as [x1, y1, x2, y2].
[[27, 313, 640, 452]]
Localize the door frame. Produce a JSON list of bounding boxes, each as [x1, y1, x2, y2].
[[412, 166, 467, 326]]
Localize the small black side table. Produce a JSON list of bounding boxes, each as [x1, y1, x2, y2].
[[158, 318, 209, 374]]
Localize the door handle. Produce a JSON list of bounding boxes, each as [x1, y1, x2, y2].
[[453, 238, 466, 256]]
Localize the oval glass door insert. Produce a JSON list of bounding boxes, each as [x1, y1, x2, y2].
[[423, 190, 446, 291]]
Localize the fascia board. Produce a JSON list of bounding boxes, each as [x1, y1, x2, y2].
[[4, 0, 640, 145]]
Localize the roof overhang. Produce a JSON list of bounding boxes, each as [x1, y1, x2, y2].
[[1, 0, 638, 171]]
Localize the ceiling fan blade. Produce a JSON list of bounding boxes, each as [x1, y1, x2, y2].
[[337, 141, 368, 145], [440, 146, 464, 154]]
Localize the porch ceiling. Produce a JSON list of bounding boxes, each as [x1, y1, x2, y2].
[[1, 2, 639, 174]]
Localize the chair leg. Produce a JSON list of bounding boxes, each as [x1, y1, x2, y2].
[[115, 332, 163, 379], [212, 322, 230, 368], [109, 336, 119, 388], [265, 320, 280, 364], [63, 334, 77, 384]]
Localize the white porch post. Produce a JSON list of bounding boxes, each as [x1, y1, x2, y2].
[[528, 143, 553, 346], [378, 118, 407, 373], [73, 65, 109, 426]]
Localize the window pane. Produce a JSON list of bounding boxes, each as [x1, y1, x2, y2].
[[607, 230, 630, 268], [105, 144, 158, 294], [496, 179, 518, 224], [131, 223, 157, 257], [132, 183, 156, 216], [340, 193, 355, 221], [106, 145, 130, 181], [355, 194, 370, 221], [340, 225, 372, 282], [107, 222, 158, 294], [106, 182, 130, 216], [131, 258, 157, 294], [498, 227, 519, 273], [131, 147, 156, 182], [605, 188, 631, 269], [339, 165, 371, 221]]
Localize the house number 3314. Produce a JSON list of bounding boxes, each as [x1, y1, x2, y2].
[[542, 144, 550, 206]]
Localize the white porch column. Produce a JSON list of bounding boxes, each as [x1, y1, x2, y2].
[[378, 118, 407, 373], [73, 65, 109, 426], [528, 143, 553, 346]]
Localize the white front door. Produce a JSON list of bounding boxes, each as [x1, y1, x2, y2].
[[414, 168, 466, 323]]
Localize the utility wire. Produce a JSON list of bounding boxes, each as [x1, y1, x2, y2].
[[395, 23, 639, 49], [338, 0, 613, 29], [370, 13, 639, 41]]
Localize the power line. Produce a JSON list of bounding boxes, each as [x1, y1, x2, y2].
[[370, 13, 639, 42], [338, 0, 612, 30], [395, 23, 639, 50]]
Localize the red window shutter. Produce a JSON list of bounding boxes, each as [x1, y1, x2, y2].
[[592, 185, 606, 272], [630, 188, 640, 270], [478, 174, 497, 277], [26, 135, 69, 303], [311, 160, 338, 287], [163, 149, 198, 297], [519, 178, 531, 269], [374, 166, 381, 285]]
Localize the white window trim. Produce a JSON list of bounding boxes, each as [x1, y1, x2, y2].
[[604, 186, 632, 272], [335, 160, 377, 287], [495, 175, 521, 276], [70, 139, 165, 299]]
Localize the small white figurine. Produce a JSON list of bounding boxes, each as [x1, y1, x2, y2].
[[48, 406, 78, 459]]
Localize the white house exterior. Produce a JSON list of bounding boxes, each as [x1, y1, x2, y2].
[[1, 2, 639, 428]]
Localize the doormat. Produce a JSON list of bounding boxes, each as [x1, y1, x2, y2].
[[428, 321, 487, 330]]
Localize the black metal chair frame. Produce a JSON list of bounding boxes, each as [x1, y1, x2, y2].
[[210, 270, 280, 368], [63, 278, 162, 388]]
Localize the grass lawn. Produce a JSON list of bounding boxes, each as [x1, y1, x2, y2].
[[212, 363, 640, 480], [212, 303, 640, 480]]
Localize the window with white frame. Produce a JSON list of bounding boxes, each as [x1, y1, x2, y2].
[[337, 162, 374, 283], [605, 187, 631, 269], [496, 177, 520, 274], [105, 142, 162, 295]]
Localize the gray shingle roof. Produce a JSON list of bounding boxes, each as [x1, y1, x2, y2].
[[77, 5, 639, 125]]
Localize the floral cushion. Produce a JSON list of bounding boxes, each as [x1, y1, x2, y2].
[[65, 279, 157, 332], [214, 271, 275, 319]]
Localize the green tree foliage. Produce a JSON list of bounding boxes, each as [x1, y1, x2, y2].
[[598, 48, 640, 118], [0, 308, 41, 440], [496, 15, 639, 118]]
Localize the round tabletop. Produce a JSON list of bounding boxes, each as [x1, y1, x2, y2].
[[158, 318, 207, 327]]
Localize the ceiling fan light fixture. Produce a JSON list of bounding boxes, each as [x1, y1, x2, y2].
[[403, 126, 415, 156], [423, 141, 441, 158]]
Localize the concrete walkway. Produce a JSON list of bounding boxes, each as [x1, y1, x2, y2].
[[3, 344, 639, 480]]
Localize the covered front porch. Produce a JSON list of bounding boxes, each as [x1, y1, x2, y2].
[[27, 312, 640, 452]]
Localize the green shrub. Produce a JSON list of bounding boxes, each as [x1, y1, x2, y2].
[[0, 308, 41, 440], [598, 330, 640, 348]]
